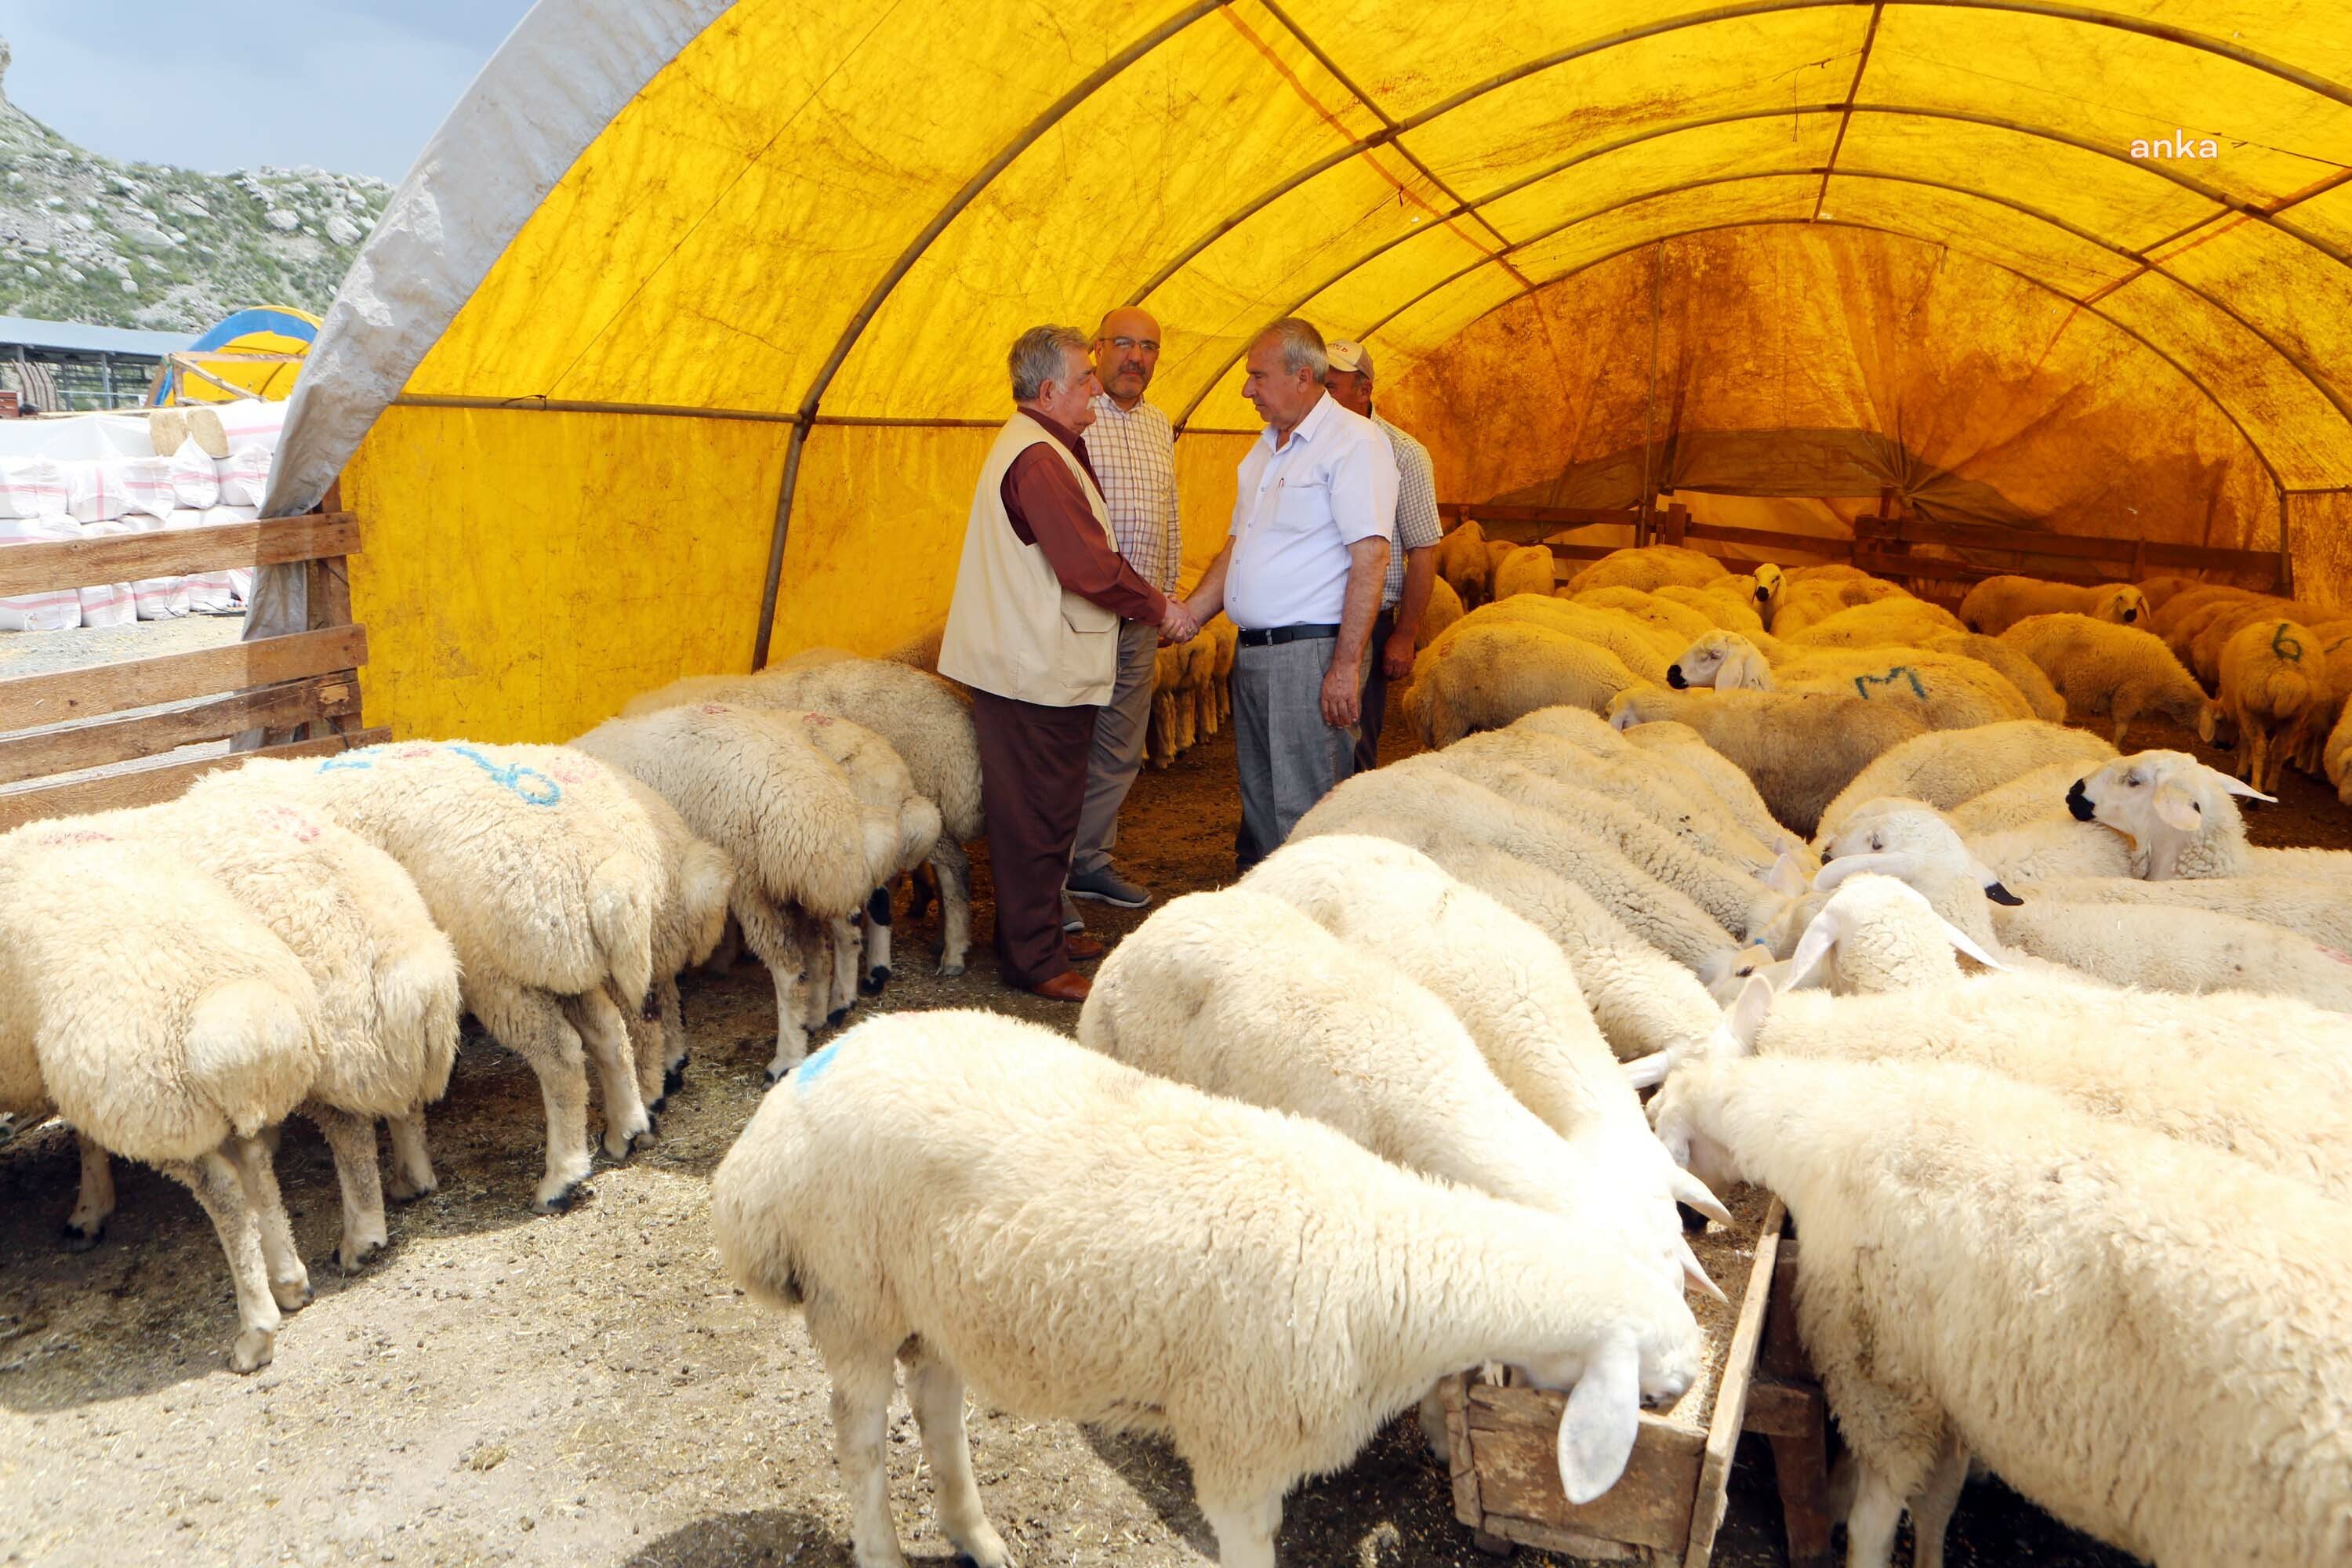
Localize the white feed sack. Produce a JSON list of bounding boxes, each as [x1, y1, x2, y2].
[[122, 512, 191, 619], [168, 508, 239, 613], [167, 438, 220, 510], [63, 457, 132, 524], [0, 514, 83, 631], [74, 521, 140, 628], [215, 445, 274, 508], [0, 456, 67, 521], [118, 456, 178, 520], [212, 398, 290, 452]]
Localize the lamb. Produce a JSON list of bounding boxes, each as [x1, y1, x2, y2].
[[1764, 574, 1906, 636], [1080, 887, 1722, 1300], [712, 1011, 1704, 1568], [627, 651, 983, 978], [2187, 595, 2306, 686], [194, 743, 663, 1213], [2216, 616, 2324, 793], [1944, 761, 2099, 835], [1812, 721, 2117, 844], [571, 704, 903, 1083], [1419, 743, 1776, 937], [1404, 621, 1640, 747], [1613, 718, 1806, 854], [1491, 543, 1557, 600], [1648, 1053, 2352, 1568], [1606, 685, 1932, 836], [0, 834, 327, 1371], [1300, 759, 1733, 964], [609, 775, 735, 1110], [1810, 808, 2352, 1011], [1957, 574, 2147, 634], [2132, 575, 2206, 613], [1421, 594, 1671, 681], [1288, 783, 1733, 1062], [27, 795, 463, 1273], [2067, 750, 2350, 882], [1995, 613, 2223, 746]]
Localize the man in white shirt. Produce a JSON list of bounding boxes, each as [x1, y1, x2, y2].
[[1062, 307, 1183, 922], [1321, 338, 1441, 770], [1181, 318, 1395, 866]]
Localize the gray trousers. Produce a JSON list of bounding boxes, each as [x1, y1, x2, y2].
[[1069, 619, 1160, 877], [1232, 636, 1358, 865]]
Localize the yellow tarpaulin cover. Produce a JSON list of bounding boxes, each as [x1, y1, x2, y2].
[[264, 0, 2352, 742]]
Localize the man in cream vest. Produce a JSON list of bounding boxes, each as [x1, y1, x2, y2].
[[941, 325, 1196, 1002]]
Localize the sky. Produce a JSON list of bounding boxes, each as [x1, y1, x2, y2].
[[2, 1, 536, 183]]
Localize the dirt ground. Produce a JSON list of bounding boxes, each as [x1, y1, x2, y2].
[[2, 691, 2332, 1568]]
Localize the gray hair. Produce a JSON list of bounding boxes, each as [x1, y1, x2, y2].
[[1009, 325, 1091, 403], [1253, 318, 1328, 380]]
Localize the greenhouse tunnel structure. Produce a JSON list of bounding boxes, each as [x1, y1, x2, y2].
[[256, 0, 2352, 742]]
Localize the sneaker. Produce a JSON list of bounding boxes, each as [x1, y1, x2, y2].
[[1061, 891, 1086, 934], [1066, 866, 1152, 909]]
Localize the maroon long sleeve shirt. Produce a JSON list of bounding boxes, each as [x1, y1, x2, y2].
[[1002, 412, 1167, 625]]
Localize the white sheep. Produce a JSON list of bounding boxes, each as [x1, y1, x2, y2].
[[1613, 717, 1808, 857], [1405, 620, 1640, 747], [1416, 595, 1674, 684], [571, 704, 903, 1083], [2330, 696, 2352, 805], [27, 795, 463, 1273], [1606, 685, 1933, 836], [0, 834, 327, 1371], [607, 775, 735, 1112], [1777, 596, 1967, 647], [1649, 1052, 2352, 1568], [628, 652, 981, 981], [1492, 543, 1558, 599], [1288, 792, 1730, 1063], [712, 1010, 1704, 1568], [1665, 631, 2034, 729], [1564, 544, 1726, 595], [1996, 613, 2223, 747], [193, 742, 664, 1213], [2067, 750, 2350, 882], [1298, 760, 1734, 965], [1942, 760, 2100, 836], [1957, 575, 2147, 634], [1812, 720, 2117, 844], [1918, 630, 2068, 723]]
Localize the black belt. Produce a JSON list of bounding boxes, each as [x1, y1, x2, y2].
[[1237, 623, 1340, 647]]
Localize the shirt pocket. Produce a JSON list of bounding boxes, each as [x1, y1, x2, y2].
[[1269, 477, 1330, 534]]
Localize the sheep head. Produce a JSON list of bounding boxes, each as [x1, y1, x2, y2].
[[1751, 561, 1786, 610], [1818, 802, 2023, 907], [2068, 750, 2271, 880], [1786, 873, 2004, 993]]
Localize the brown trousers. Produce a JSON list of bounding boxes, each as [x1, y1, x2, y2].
[[971, 688, 1098, 989]]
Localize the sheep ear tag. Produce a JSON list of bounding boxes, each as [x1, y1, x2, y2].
[[1556, 1335, 1642, 1506], [2153, 781, 2204, 832]]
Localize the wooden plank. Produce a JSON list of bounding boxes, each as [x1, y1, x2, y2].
[[1459, 503, 1643, 527], [1740, 1378, 1823, 1439], [1477, 1512, 1647, 1560], [0, 626, 368, 731], [0, 728, 390, 830], [1863, 516, 2131, 561], [0, 674, 359, 786], [1683, 1195, 1784, 1568], [0, 514, 361, 597], [1464, 1386, 1704, 1552], [2140, 539, 2291, 572], [1443, 1374, 1483, 1529], [1679, 521, 1856, 558]]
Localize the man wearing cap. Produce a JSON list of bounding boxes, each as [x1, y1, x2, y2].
[[1322, 337, 1441, 770], [1180, 318, 1394, 866], [1059, 307, 1183, 927], [939, 325, 1196, 1004]]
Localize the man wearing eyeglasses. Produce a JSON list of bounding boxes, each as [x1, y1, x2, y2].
[[1061, 307, 1185, 925], [1321, 339, 1440, 770]]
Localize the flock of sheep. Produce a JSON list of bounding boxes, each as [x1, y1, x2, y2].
[[6, 535, 2350, 1568]]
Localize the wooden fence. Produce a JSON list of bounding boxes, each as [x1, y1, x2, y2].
[[0, 504, 384, 831], [1439, 493, 2289, 599]]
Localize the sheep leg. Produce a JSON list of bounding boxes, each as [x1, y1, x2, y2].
[[860, 885, 894, 995], [466, 977, 594, 1212], [2243, 724, 2268, 790], [630, 975, 685, 1109], [829, 1352, 912, 1568], [906, 1352, 1012, 1568], [828, 915, 860, 1025], [704, 914, 743, 975], [1841, 1459, 1907, 1568], [659, 977, 688, 1095], [789, 906, 836, 1032], [564, 986, 654, 1158], [928, 839, 972, 978], [63, 1131, 114, 1251], [1417, 1385, 1452, 1465], [159, 1149, 281, 1373], [383, 1108, 437, 1203], [307, 1104, 389, 1274], [1196, 1486, 1283, 1568], [224, 1133, 311, 1312], [1908, 1436, 1969, 1568], [626, 1001, 666, 1114], [737, 895, 811, 1081]]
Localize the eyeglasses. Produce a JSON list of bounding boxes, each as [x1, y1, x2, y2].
[[1098, 336, 1160, 354]]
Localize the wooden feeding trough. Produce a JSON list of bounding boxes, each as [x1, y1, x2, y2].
[[1436, 1193, 1800, 1564]]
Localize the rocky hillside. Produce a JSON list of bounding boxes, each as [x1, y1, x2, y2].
[[0, 37, 390, 332]]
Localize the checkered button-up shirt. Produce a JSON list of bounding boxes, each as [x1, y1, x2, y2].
[[1374, 412, 1441, 609], [1083, 392, 1183, 593]]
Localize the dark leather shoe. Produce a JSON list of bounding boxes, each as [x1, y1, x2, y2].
[[1064, 931, 1108, 963], [1026, 971, 1091, 1003]]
